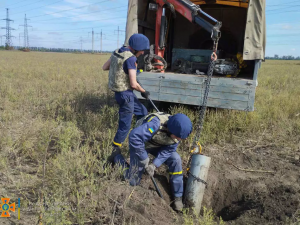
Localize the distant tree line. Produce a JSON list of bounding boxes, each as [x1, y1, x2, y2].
[[0, 45, 112, 54], [266, 55, 300, 60]]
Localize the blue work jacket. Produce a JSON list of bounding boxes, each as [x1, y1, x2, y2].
[[129, 117, 179, 168]]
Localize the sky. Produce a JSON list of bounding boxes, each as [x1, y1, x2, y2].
[[0, 0, 299, 56]]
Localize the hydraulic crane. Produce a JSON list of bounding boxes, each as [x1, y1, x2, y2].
[[153, 0, 222, 71]]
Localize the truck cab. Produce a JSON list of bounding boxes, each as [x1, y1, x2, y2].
[[125, 0, 266, 111]]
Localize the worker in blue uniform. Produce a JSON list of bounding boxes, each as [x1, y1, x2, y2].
[[114, 112, 193, 211], [102, 34, 151, 164]]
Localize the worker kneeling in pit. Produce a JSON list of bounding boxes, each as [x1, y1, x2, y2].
[[111, 112, 193, 211]]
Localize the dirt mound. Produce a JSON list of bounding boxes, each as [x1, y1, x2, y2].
[[93, 179, 179, 225]]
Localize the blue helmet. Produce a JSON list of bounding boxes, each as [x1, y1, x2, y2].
[[129, 34, 150, 51], [167, 114, 193, 139]]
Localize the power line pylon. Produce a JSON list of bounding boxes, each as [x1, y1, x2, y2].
[[100, 30, 102, 53], [19, 32, 23, 47], [114, 26, 125, 49], [96, 30, 105, 54], [88, 28, 94, 53], [1, 8, 15, 49], [80, 36, 83, 53], [20, 14, 32, 49]]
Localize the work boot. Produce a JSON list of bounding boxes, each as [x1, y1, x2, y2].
[[173, 197, 183, 212], [106, 146, 121, 166]]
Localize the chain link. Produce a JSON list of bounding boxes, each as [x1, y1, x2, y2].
[[193, 59, 216, 144], [188, 171, 208, 186], [186, 40, 219, 172], [192, 40, 218, 146]]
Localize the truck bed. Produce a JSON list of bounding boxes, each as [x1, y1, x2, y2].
[[135, 72, 257, 111]]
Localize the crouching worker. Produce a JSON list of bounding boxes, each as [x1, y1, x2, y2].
[[113, 112, 193, 211]]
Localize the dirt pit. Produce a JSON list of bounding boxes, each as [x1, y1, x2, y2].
[[92, 143, 300, 225], [102, 143, 300, 225], [202, 144, 300, 224]]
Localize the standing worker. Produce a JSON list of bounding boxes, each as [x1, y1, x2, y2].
[[102, 34, 151, 164], [114, 112, 193, 211]]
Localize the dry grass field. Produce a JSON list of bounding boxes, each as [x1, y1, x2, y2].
[[0, 51, 299, 225]]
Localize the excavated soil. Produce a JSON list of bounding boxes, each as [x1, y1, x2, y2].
[[102, 143, 300, 225], [203, 144, 300, 224]]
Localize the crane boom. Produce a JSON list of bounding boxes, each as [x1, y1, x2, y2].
[[155, 0, 222, 70]]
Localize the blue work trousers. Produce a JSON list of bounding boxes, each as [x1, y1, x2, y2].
[[113, 90, 148, 146], [115, 148, 184, 198]]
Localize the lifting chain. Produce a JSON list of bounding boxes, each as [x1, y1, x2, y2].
[[187, 171, 208, 187], [186, 39, 219, 172]]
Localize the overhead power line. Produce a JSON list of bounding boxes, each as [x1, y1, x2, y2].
[[32, 14, 127, 25], [28, 0, 110, 19], [31, 5, 127, 23], [10, 0, 47, 10], [11, 0, 65, 16], [30, 24, 125, 32], [3, 0, 30, 8], [28, 28, 125, 35]]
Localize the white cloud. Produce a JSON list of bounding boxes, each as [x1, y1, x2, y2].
[[44, 3, 117, 22], [64, 0, 87, 7], [291, 48, 296, 51], [88, 5, 100, 12], [268, 23, 300, 31], [48, 32, 63, 35], [269, 23, 292, 30]]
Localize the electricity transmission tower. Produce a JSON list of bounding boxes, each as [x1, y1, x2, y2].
[[1, 8, 15, 48], [96, 30, 105, 54], [20, 14, 32, 49], [88, 28, 94, 53], [100, 30, 102, 53], [80, 36, 83, 52], [114, 26, 125, 49], [19, 32, 23, 47]]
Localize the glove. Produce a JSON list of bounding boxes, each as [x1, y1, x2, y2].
[[140, 157, 150, 168], [145, 164, 156, 177], [141, 91, 150, 100]]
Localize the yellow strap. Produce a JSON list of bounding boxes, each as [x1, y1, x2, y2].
[[113, 141, 122, 147], [147, 116, 155, 122], [191, 142, 203, 154], [197, 142, 203, 154], [169, 171, 183, 175]]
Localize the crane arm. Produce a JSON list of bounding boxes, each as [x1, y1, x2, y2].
[[157, 0, 221, 41], [154, 0, 222, 71]]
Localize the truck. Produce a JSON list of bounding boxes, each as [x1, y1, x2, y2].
[[124, 0, 266, 111]]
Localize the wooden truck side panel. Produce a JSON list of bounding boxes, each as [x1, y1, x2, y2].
[[135, 60, 260, 111]]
